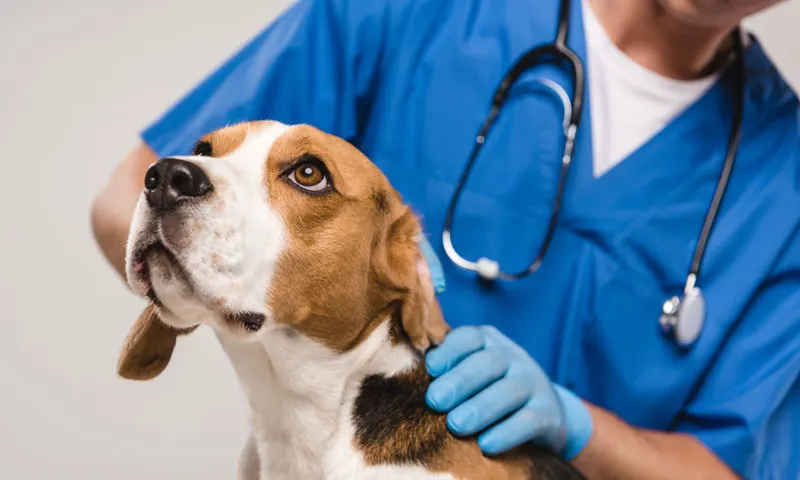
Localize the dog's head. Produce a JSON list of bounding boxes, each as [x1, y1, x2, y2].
[[118, 121, 449, 380]]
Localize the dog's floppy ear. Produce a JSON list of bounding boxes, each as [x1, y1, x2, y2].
[[405, 244, 449, 351], [117, 303, 195, 381], [373, 206, 450, 352]]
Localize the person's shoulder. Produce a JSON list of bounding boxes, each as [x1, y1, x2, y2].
[[739, 37, 799, 159], [328, 0, 533, 23], [743, 35, 798, 123], [316, 0, 465, 14], [305, 0, 473, 33]]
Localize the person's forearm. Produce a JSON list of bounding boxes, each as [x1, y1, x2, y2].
[[91, 142, 157, 279], [570, 403, 738, 480]]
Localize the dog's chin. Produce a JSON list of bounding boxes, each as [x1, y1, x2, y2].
[[128, 242, 177, 297], [127, 243, 194, 324]]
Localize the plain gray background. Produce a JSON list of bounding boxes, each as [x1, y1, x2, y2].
[[0, 0, 798, 478]]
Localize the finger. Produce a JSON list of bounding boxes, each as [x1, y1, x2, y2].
[[477, 407, 562, 456], [445, 377, 532, 436], [481, 325, 526, 355], [425, 326, 485, 377], [426, 347, 510, 412]]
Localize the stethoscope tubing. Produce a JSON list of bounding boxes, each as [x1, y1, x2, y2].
[[441, 0, 745, 295], [441, 1, 584, 281]]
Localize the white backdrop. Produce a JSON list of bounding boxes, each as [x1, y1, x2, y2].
[[0, 0, 797, 478]]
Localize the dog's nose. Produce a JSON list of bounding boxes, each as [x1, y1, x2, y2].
[[144, 158, 212, 212]]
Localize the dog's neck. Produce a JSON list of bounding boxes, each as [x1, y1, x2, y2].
[[215, 315, 419, 479]]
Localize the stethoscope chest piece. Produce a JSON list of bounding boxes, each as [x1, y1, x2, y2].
[[659, 287, 705, 348]]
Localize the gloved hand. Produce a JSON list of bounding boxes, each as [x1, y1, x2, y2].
[[425, 325, 593, 460]]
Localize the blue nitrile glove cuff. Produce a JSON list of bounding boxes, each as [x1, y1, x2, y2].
[[553, 384, 593, 460]]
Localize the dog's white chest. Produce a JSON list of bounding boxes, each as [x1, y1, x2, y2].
[[253, 411, 457, 480], [219, 325, 457, 480], [319, 415, 458, 480], [248, 382, 457, 480], [252, 436, 457, 480]]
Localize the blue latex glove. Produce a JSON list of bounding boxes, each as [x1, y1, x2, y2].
[[425, 325, 593, 460]]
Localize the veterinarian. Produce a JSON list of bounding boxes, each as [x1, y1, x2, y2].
[[91, 0, 799, 478]]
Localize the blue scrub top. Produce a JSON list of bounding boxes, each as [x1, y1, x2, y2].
[[141, 0, 800, 476]]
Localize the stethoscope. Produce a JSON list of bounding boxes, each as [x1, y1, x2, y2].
[[441, 0, 746, 348]]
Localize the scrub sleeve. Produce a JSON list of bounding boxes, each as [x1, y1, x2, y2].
[[140, 0, 387, 159]]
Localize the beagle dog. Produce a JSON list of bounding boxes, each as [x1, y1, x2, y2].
[[117, 121, 585, 480]]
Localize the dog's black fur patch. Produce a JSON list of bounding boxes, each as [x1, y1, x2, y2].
[[524, 444, 588, 479], [352, 365, 586, 479], [228, 312, 265, 332], [354, 368, 448, 464]]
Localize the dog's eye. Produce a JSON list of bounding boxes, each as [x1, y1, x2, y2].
[[192, 140, 213, 157], [289, 162, 329, 192]]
